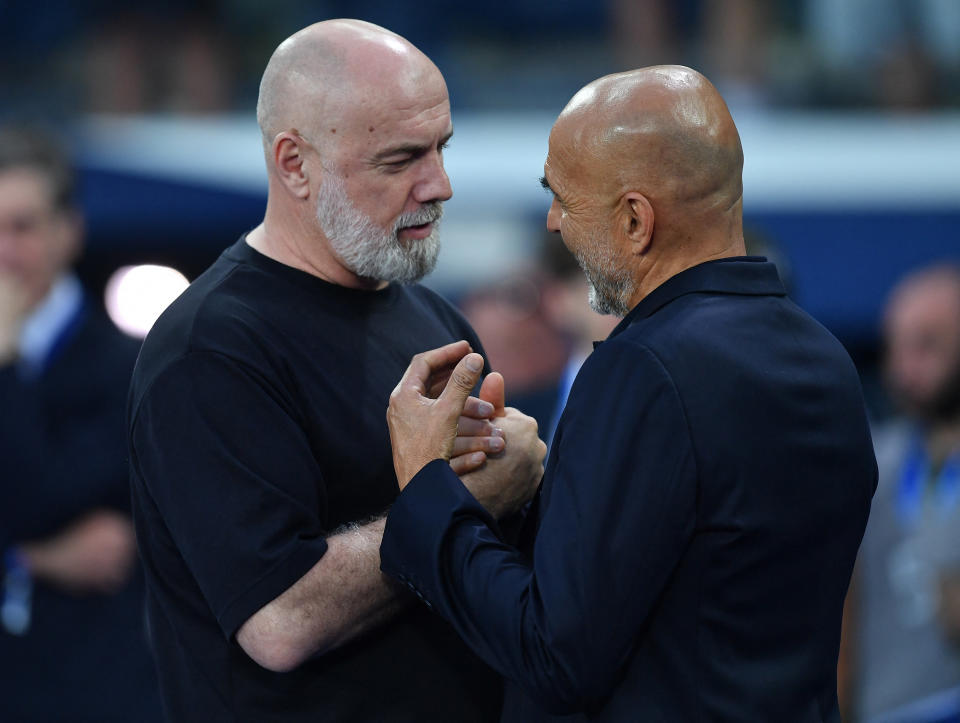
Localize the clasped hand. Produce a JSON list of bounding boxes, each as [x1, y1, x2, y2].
[[387, 340, 546, 518]]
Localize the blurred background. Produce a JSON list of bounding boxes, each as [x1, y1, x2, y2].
[[1, 1, 959, 721], [1, 0, 958, 411]]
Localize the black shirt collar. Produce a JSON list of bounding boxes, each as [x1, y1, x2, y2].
[[603, 256, 786, 344]]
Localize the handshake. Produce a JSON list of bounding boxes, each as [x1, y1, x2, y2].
[[387, 340, 547, 519]]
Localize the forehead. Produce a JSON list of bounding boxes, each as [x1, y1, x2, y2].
[[0, 168, 56, 214], [332, 69, 451, 152], [888, 281, 960, 335], [544, 117, 599, 192]]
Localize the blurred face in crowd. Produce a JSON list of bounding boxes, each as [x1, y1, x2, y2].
[[0, 167, 79, 308], [884, 273, 960, 422], [310, 64, 453, 284]]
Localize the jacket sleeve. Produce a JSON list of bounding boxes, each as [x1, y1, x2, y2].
[[380, 340, 698, 714]]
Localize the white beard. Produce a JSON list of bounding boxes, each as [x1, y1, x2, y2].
[[316, 173, 442, 284]]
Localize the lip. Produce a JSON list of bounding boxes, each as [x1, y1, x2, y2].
[[399, 221, 434, 240]]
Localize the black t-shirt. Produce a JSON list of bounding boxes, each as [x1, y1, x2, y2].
[[128, 237, 501, 722]]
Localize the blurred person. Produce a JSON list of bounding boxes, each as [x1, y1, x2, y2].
[[806, 0, 960, 108], [845, 265, 960, 722], [380, 65, 878, 721], [127, 19, 532, 721], [0, 126, 161, 720], [460, 274, 570, 433], [82, 3, 233, 114], [612, 0, 772, 109]]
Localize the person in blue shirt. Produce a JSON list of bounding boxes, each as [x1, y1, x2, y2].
[[846, 264, 960, 722], [0, 125, 161, 721], [381, 66, 878, 721]]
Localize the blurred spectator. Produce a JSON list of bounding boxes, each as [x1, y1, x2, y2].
[[844, 264, 960, 722], [612, 0, 773, 109], [0, 126, 161, 721], [460, 272, 569, 432], [805, 0, 960, 108], [81, 2, 233, 114]]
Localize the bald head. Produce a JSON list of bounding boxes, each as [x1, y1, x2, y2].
[[553, 65, 743, 209], [257, 20, 443, 156], [542, 66, 747, 315]]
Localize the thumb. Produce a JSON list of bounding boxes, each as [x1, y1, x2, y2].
[[479, 372, 506, 417], [437, 353, 485, 420]]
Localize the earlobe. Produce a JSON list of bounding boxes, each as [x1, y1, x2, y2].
[[623, 193, 654, 255], [273, 134, 312, 200]]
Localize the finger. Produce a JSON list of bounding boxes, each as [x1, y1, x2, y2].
[[398, 340, 472, 397], [456, 416, 497, 437], [479, 372, 506, 417], [462, 395, 496, 419], [452, 435, 505, 457], [436, 353, 485, 421], [450, 451, 487, 476]]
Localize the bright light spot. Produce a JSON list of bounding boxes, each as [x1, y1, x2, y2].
[[104, 264, 189, 338]]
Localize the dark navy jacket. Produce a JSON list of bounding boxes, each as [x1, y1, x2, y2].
[[380, 257, 877, 722]]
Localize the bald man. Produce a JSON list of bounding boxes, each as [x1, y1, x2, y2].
[[379, 66, 879, 721], [127, 20, 532, 721], [847, 265, 960, 720]]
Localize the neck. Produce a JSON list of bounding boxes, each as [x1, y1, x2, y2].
[[249, 200, 387, 291], [627, 234, 745, 310], [925, 417, 960, 465]]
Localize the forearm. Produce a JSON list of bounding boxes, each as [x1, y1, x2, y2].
[[237, 516, 407, 672]]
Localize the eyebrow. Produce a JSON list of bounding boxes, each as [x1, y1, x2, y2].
[[372, 131, 454, 163]]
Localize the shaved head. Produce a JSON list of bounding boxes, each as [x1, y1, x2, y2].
[[553, 65, 743, 209], [542, 65, 747, 315], [256, 20, 443, 159]]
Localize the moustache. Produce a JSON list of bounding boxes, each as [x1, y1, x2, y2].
[[394, 203, 443, 232]]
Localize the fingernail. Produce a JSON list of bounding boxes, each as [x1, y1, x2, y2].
[[489, 437, 505, 452], [478, 401, 494, 416], [465, 354, 482, 372], [492, 427, 504, 438]]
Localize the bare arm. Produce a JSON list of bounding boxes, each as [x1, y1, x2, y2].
[[236, 516, 404, 672], [236, 342, 507, 672]]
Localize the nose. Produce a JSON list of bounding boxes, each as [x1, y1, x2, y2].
[[413, 153, 453, 204], [546, 198, 562, 233]]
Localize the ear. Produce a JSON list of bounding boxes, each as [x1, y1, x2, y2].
[[619, 192, 654, 256], [272, 132, 313, 200]]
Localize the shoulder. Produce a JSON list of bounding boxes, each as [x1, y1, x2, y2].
[[569, 335, 680, 413], [130, 262, 277, 417]]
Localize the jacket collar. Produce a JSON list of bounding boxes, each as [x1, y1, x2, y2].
[[604, 256, 786, 343]]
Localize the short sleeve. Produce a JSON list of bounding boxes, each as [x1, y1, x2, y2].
[[130, 351, 329, 638]]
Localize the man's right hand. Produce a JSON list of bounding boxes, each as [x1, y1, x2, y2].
[[459, 407, 546, 519]]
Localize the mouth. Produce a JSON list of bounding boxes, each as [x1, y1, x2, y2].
[[399, 221, 434, 240]]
